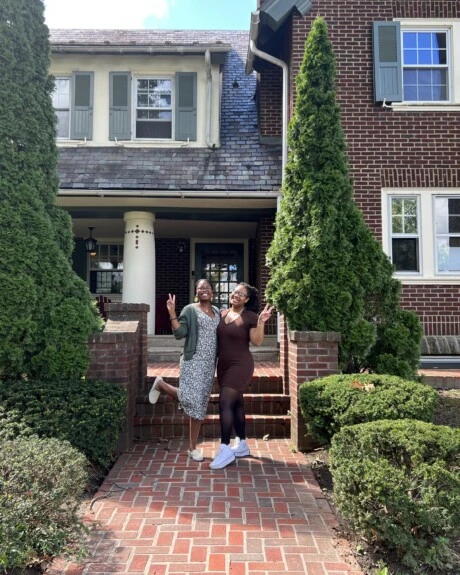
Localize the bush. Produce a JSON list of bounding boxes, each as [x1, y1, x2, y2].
[[299, 373, 438, 444], [0, 435, 88, 570], [0, 378, 127, 467], [330, 419, 460, 573]]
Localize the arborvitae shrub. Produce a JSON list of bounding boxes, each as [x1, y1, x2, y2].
[[299, 373, 438, 444], [330, 420, 460, 573]]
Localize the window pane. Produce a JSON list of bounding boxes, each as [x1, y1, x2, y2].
[[392, 216, 403, 234], [392, 238, 419, 271], [437, 238, 460, 272], [56, 111, 69, 138], [136, 120, 172, 139], [392, 198, 403, 215]]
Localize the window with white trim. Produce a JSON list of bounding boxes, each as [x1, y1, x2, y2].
[[383, 190, 460, 279], [435, 197, 460, 273], [402, 29, 449, 102], [135, 78, 172, 139], [52, 77, 70, 138], [390, 196, 420, 272]]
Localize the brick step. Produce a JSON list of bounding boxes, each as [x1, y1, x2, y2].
[[134, 413, 290, 441], [137, 392, 290, 417], [144, 374, 285, 395]]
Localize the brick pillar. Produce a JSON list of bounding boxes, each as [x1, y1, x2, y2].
[[288, 330, 341, 451], [86, 320, 139, 451], [105, 303, 149, 394]]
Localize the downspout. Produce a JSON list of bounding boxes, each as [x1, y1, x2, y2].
[[247, 12, 289, 344], [205, 49, 214, 149]]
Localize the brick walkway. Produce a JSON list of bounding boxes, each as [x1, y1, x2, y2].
[[48, 438, 363, 575]]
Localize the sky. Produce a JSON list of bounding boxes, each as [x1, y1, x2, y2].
[[44, 0, 257, 30]]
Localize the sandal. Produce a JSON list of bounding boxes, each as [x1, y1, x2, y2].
[[148, 377, 163, 404]]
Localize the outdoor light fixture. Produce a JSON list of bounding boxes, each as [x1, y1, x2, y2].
[[177, 241, 185, 254], [85, 226, 98, 255]]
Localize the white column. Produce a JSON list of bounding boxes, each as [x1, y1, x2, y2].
[[122, 211, 155, 334]]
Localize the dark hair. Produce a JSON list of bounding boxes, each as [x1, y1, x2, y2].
[[195, 278, 214, 291], [238, 282, 259, 313]]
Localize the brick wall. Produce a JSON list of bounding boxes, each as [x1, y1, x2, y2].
[[257, 0, 460, 335], [156, 238, 190, 334], [256, 216, 276, 334]]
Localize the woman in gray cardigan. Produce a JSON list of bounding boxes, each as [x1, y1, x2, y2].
[[149, 279, 220, 461]]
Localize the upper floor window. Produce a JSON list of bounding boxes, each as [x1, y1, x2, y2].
[[373, 21, 457, 105], [52, 77, 70, 138], [136, 78, 172, 139], [390, 197, 420, 272], [402, 30, 449, 102]]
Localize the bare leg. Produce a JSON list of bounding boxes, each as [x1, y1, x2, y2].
[[189, 418, 202, 452], [155, 378, 179, 401]]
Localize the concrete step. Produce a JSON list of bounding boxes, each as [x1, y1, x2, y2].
[[148, 336, 280, 363]]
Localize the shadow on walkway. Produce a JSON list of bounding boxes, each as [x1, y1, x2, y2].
[[47, 438, 363, 575]]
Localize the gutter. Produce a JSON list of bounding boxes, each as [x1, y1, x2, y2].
[[247, 11, 288, 178], [57, 189, 281, 199], [51, 44, 231, 55], [205, 50, 214, 149]]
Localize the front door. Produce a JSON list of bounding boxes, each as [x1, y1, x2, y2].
[[195, 243, 244, 309]]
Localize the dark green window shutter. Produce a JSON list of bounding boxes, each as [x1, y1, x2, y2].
[[175, 72, 197, 141], [70, 72, 93, 139], [109, 72, 131, 141], [373, 22, 402, 103]]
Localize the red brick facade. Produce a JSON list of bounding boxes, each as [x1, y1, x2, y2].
[[257, 0, 460, 336]]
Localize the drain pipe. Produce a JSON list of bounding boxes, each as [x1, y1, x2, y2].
[[205, 49, 214, 149], [247, 11, 289, 344]]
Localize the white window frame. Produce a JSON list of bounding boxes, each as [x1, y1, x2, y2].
[[402, 27, 451, 103], [388, 195, 422, 275], [382, 188, 460, 283], [52, 76, 71, 139], [433, 195, 460, 275], [393, 19, 460, 111], [89, 242, 124, 294], [133, 76, 174, 141]]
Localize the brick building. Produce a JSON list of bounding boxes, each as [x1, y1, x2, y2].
[[250, 0, 460, 340]]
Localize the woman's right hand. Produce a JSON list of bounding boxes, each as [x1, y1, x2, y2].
[[166, 293, 176, 317]]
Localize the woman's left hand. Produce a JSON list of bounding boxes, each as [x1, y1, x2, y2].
[[258, 304, 275, 324]]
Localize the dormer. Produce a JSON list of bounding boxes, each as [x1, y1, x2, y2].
[[49, 29, 231, 148]]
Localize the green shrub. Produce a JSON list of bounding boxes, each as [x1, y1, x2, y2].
[[0, 435, 88, 570], [299, 373, 438, 444], [330, 419, 460, 573], [0, 379, 126, 467]]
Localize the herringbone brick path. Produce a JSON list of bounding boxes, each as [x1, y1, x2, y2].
[[48, 439, 363, 575]]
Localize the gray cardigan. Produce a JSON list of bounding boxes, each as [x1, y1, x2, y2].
[[172, 303, 220, 360]]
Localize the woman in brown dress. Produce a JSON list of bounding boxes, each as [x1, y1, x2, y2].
[[209, 283, 274, 470]]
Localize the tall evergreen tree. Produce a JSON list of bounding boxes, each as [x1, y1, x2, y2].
[[0, 0, 100, 380], [266, 17, 421, 377]]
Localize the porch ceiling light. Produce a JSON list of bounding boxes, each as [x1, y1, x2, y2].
[[85, 226, 98, 255]]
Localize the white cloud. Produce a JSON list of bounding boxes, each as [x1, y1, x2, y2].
[[44, 0, 176, 29]]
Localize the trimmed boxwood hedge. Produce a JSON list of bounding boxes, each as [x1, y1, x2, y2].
[[299, 373, 438, 444], [0, 378, 126, 467], [330, 419, 460, 573]]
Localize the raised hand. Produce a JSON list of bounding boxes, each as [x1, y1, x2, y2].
[[167, 293, 176, 316], [258, 304, 275, 324]]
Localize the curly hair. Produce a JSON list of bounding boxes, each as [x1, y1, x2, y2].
[[238, 282, 259, 313]]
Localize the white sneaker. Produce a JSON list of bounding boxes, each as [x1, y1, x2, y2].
[[231, 437, 250, 457], [148, 377, 162, 404], [209, 444, 236, 470], [187, 449, 204, 462]]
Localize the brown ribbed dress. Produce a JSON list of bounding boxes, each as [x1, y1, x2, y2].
[[216, 308, 258, 392]]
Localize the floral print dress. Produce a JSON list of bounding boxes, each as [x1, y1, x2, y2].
[[178, 308, 219, 420]]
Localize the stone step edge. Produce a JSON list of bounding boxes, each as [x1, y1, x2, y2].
[[145, 374, 283, 384], [137, 392, 290, 403], [134, 413, 291, 425]]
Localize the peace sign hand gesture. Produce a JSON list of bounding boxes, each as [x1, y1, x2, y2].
[[166, 293, 176, 317], [258, 304, 275, 324]]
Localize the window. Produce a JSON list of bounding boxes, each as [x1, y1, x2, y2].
[[109, 72, 197, 142], [136, 78, 172, 139], [52, 72, 94, 140], [383, 190, 460, 279], [52, 77, 70, 138], [390, 197, 420, 272], [402, 30, 449, 102], [373, 21, 457, 105], [435, 197, 460, 273], [89, 244, 124, 294]]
